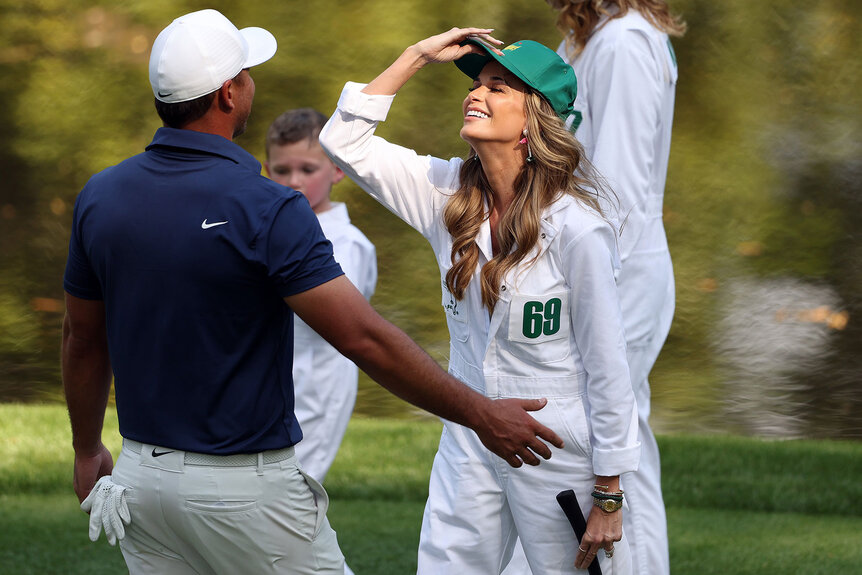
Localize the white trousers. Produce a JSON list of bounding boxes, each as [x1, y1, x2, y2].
[[617, 249, 673, 575], [417, 420, 631, 575], [293, 348, 358, 484], [621, 345, 669, 575], [112, 440, 345, 575]]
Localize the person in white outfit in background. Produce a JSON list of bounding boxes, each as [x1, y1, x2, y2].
[[533, 3, 684, 574], [265, 108, 377, 485], [321, 28, 640, 574], [265, 109, 376, 575]]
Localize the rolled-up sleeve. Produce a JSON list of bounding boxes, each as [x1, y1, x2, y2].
[[563, 224, 640, 475]]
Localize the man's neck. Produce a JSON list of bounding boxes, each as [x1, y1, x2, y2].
[[180, 114, 235, 141]]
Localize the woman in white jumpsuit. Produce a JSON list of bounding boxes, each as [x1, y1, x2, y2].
[[320, 28, 640, 574], [542, 4, 686, 574]]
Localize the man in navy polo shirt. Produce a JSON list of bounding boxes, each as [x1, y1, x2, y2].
[[61, 9, 564, 574]]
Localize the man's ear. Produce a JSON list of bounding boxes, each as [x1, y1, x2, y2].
[[217, 80, 236, 112], [263, 160, 272, 177]]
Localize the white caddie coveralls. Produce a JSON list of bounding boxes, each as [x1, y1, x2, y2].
[[293, 201, 377, 483], [561, 11, 679, 575], [321, 82, 640, 575]]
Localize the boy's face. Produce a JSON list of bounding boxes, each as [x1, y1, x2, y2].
[[265, 138, 344, 213]]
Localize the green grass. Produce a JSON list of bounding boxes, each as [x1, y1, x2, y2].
[[668, 508, 862, 575], [2, 404, 862, 574], [659, 435, 862, 516]]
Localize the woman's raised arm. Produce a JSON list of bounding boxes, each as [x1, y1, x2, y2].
[[362, 27, 502, 96]]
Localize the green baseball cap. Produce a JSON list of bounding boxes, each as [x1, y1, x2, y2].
[[455, 39, 577, 120]]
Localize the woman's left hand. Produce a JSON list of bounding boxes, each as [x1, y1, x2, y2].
[[575, 505, 623, 570]]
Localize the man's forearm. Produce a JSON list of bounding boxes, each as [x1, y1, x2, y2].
[[347, 315, 492, 428], [343, 312, 562, 466], [62, 314, 113, 455], [288, 276, 488, 426]]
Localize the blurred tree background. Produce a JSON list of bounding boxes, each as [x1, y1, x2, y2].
[[0, 0, 858, 438]]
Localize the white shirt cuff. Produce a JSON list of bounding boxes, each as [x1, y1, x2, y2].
[[592, 442, 641, 477], [337, 82, 396, 123]]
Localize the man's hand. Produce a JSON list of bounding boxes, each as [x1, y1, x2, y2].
[[80, 475, 131, 546], [73, 443, 114, 503], [472, 398, 565, 467]]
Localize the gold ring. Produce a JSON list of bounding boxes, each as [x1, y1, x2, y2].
[[578, 546, 588, 553]]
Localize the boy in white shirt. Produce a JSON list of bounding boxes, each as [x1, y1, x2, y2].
[[265, 108, 378, 484]]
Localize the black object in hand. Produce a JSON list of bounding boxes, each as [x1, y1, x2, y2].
[[556, 490, 602, 575]]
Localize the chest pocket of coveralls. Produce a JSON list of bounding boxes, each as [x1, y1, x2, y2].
[[441, 282, 469, 343], [507, 291, 571, 364]]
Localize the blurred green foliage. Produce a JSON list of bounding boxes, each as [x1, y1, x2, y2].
[[0, 1, 859, 436]]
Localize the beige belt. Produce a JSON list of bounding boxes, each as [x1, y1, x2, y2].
[[123, 438, 294, 467]]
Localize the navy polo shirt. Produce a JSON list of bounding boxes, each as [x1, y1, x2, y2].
[[64, 127, 344, 454]]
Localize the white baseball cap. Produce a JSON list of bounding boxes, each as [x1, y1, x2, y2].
[[149, 9, 277, 104]]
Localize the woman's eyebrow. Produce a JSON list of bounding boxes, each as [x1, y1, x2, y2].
[[478, 75, 509, 85]]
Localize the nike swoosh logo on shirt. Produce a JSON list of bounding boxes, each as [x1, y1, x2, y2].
[[201, 219, 228, 229], [151, 448, 175, 457]]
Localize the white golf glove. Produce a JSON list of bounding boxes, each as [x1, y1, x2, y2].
[[80, 476, 131, 546]]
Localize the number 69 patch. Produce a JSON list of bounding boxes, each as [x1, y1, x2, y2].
[[508, 291, 570, 344]]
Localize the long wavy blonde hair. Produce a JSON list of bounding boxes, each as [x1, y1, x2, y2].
[[443, 90, 610, 312], [548, 0, 687, 58]]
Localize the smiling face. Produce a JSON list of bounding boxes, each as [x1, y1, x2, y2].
[[264, 138, 344, 213], [459, 61, 529, 151]]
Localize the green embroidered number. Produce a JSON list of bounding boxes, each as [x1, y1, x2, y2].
[[523, 301, 544, 339], [544, 298, 562, 335], [522, 298, 562, 338]]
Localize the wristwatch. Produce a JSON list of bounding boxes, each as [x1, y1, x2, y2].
[[593, 497, 623, 513]]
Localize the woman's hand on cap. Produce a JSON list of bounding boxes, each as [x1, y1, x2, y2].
[[413, 27, 503, 65]]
